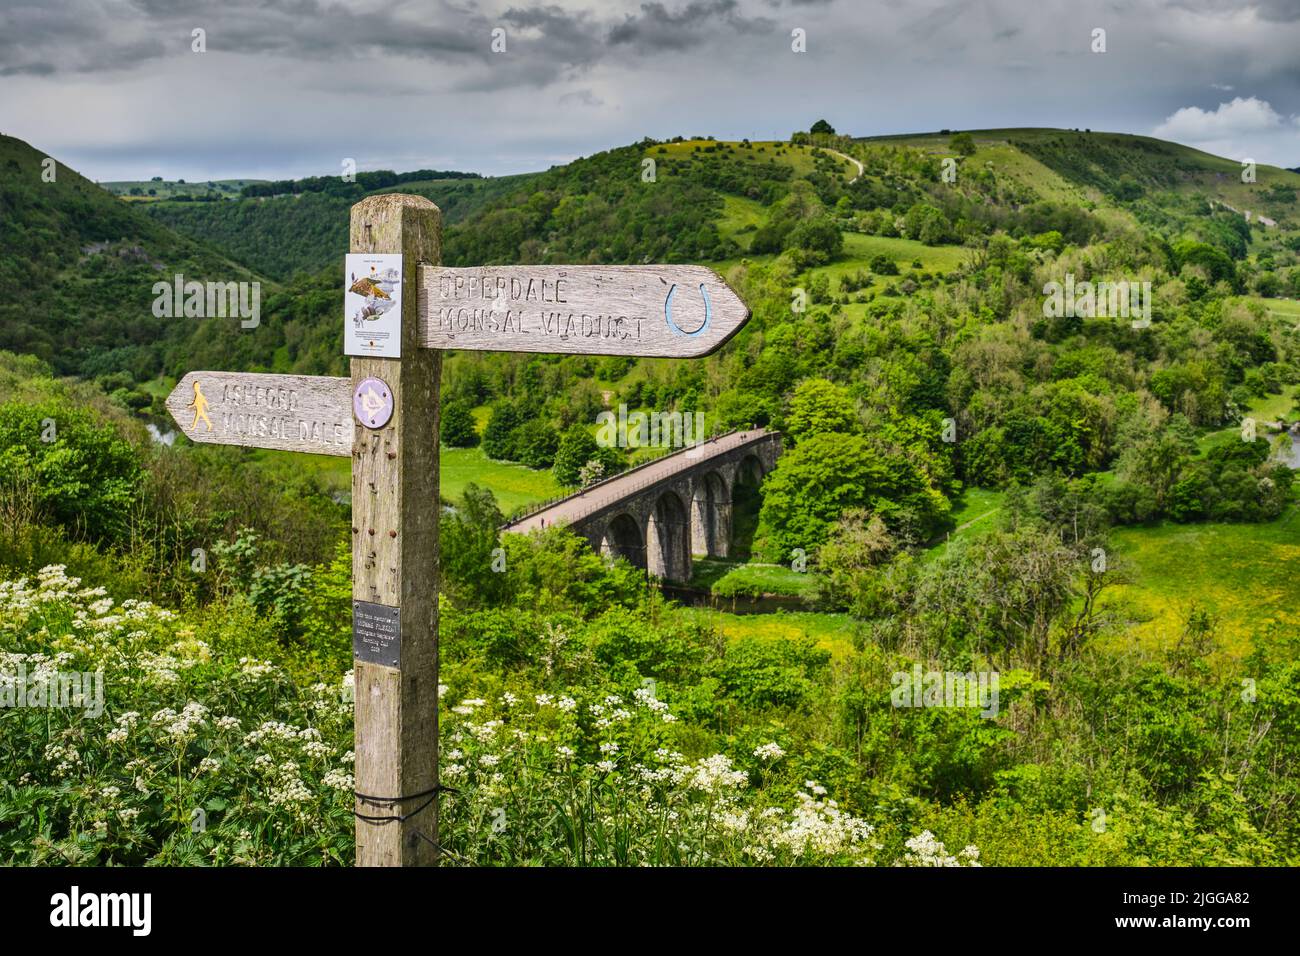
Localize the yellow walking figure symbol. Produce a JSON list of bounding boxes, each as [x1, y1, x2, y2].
[[188, 380, 212, 432]]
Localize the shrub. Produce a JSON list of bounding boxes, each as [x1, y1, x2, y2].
[[440, 400, 479, 448]]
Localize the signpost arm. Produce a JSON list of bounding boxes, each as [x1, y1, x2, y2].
[[349, 194, 442, 866]]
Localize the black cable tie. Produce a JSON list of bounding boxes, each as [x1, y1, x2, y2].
[[354, 793, 436, 824], [352, 783, 459, 823], [354, 783, 458, 805]]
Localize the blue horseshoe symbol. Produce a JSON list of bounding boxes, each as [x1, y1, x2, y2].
[[664, 282, 712, 338]]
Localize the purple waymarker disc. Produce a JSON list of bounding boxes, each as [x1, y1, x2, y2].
[[353, 377, 394, 429]]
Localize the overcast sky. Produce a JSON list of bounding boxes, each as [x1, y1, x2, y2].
[[2, 0, 1299, 182]]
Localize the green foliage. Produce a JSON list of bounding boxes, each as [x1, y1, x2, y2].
[[495, 527, 645, 616], [1173, 239, 1237, 284], [784, 378, 859, 441], [868, 253, 900, 275], [551, 425, 621, 487], [902, 203, 953, 245], [714, 635, 831, 710], [0, 399, 142, 544], [785, 216, 844, 266], [440, 399, 480, 448], [513, 419, 560, 469], [445, 145, 732, 266], [211, 528, 313, 642], [949, 132, 977, 157], [481, 401, 525, 460], [440, 484, 508, 607], [757, 432, 950, 559], [0, 134, 260, 378]]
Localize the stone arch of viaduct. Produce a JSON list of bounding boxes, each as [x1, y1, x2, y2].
[[504, 430, 782, 583]]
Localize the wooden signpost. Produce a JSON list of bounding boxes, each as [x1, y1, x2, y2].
[[164, 371, 353, 455], [421, 264, 749, 356], [165, 193, 751, 867]]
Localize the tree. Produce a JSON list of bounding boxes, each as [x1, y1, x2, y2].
[[785, 378, 858, 441], [553, 426, 601, 486], [949, 132, 976, 156], [440, 400, 479, 447], [815, 508, 898, 615], [514, 419, 559, 469], [869, 253, 899, 275], [1255, 271, 1282, 297], [440, 483, 507, 606], [810, 119, 836, 136], [756, 432, 948, 559], [903, 203, 952, 245], [482, 402, 524, 460], [785, 216, 843, 265], [909, 527, 1079, 662], [1173, 240, 1236, 285]]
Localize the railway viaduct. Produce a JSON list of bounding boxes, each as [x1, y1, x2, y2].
[[503, 429, 782, 582]]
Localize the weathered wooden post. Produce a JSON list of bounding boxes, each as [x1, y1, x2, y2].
[[166, 192, 752, 868], [347, 194, 442, 866]]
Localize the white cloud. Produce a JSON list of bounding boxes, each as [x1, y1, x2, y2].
[[1153, 96, 1300, 164], [1154, 96, 1286, 139]]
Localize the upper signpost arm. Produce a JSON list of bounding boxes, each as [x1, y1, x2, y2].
[[417, 264, 750, 357]]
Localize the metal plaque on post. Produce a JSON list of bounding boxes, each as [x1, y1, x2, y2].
[[352, 600, 401, 667]]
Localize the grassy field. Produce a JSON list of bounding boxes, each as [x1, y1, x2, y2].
[[442, 446, 565, 512], [716, 195, 767, 249], [1195, 384, 1297, 453], [801, 233, 970, 312], [139, 376, 173, 399], [1104, 508, 1300, 659], [972, 144, 1092, 205], [101, 179, 261, 201], [245, 445, 563, 513], [669, 605, 860, 659], [1241, 385, 1299, 424], [947, 487, 1005, 536], [648, 139, 857, 180], [1233, 295, 1300, 323]]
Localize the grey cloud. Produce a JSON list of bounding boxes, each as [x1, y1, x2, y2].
[[1168, 0, 1300, 21], [0, 2, 164, 76], [559, 88, 605, 106], [608, 1, 775, 51], [6, 0, 1300, 180], [1, 0, 775, 83]]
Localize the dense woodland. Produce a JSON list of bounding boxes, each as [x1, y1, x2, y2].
[[3, 125, 1300, 865]]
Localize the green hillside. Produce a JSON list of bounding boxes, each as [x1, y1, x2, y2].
[[0, 134, 265, 379], [145, 173, 537, 281], [101, 178, 264, 201], [6, 124, 1300, 867]]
